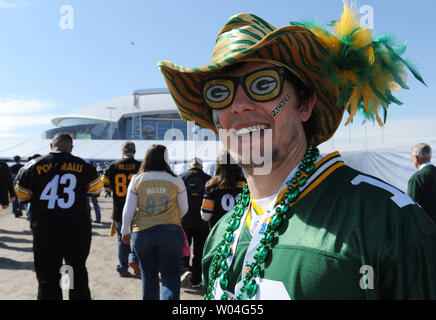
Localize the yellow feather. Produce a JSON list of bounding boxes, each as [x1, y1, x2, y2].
[[352, 28, 372, 48], [389, 82, 401, 91], [334, 1, 360, 37], [363, 93, 370, 119], [344, 89, 361, 125], [336, 70, 358, 84], [373, 103, 384, 126], [359, 85, 375, 105], [353, 29, 375, 64], [367, 47, 375, 65]]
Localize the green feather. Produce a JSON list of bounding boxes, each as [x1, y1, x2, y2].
[[402, 59, 427, 86], [385, 89, 403, 105], [357, 101, 375, 122]]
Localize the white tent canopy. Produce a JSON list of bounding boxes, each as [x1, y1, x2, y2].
[[0, 138, 221, 167], [1, 138, 434, 193]]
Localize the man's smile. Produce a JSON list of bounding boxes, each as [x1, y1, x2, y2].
[[235, 124, 270, 137]]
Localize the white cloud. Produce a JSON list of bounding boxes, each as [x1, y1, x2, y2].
[[0, 98, 55, 115], [0, 98, 57, 138], [0, 114, 52, 127]]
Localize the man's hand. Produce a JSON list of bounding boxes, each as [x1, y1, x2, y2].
[[122, 233, 131, 245], [2, 204, 8, 209]]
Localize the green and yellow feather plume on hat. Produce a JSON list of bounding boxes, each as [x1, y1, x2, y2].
[[158, 1, 425, 145], [291, 1, 426, 127]]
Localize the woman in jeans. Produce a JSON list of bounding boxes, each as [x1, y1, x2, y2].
[[121, 144, 188, 300]]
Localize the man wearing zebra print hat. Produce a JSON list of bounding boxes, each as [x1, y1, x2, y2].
[[158, 3, 436, 300]]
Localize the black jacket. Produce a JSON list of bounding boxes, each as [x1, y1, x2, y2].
[[180, 166, 211, 229], [0, 161, 15, 206], [408, 164, 436, 223]]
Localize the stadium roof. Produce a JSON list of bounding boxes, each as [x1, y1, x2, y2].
[[51, 88, 178, 127]]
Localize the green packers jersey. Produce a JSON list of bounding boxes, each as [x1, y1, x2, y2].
[[201, 152, 436, 299]]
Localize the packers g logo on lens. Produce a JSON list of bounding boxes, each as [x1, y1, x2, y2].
[[203, 80, 234, 109], [246, 69, 280, 101]]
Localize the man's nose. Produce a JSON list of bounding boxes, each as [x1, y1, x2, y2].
[[229, 84, 256, 114]]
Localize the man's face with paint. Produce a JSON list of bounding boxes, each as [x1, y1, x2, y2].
[[210, 62, 314, 173]]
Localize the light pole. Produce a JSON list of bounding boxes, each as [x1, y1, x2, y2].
[[105, 106, 116, 139]]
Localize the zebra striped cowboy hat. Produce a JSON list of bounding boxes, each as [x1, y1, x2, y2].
[[158, 3, 424, 146]]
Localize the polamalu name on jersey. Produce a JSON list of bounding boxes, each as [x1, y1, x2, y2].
[[34, 161, 84, 176]]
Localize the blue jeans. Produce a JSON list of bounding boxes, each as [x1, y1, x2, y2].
[[131, 224, 183, 300], [26, 202, 32, 224], [87, 196, 101, 222], [12, 197, 24, 214], [114, 221, 138, 275]]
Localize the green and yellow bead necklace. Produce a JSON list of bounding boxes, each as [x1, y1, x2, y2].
[[205, 145, 319, 300]]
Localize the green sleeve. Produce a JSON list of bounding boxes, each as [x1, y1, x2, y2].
[[379, 232, 436, 299]]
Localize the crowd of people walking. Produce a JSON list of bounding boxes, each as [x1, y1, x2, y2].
[[2, 134, 246, 300]]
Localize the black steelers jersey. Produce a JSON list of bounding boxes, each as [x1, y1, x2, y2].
[[201, 179, 246, 228], [101, 157, 141, 222], [14, 152, 103, 234]]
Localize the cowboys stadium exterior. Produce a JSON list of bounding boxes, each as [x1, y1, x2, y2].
[[44, 88, 212, 141]]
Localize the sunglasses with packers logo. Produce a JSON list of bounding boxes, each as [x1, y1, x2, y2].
[[200, 67, 288, 110]]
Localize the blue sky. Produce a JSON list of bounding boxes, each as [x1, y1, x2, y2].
[[0, 0, 435, 143]]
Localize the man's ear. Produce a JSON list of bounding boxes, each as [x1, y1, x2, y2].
[[411, 155, 419, 168], [299, 93, 316, 122]]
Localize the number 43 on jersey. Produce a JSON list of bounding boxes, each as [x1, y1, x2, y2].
[[40, 174, 77, 209]]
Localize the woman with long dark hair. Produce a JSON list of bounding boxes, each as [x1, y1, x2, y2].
[[201, 150, 246, 228], [121, 144, 188, 300]]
